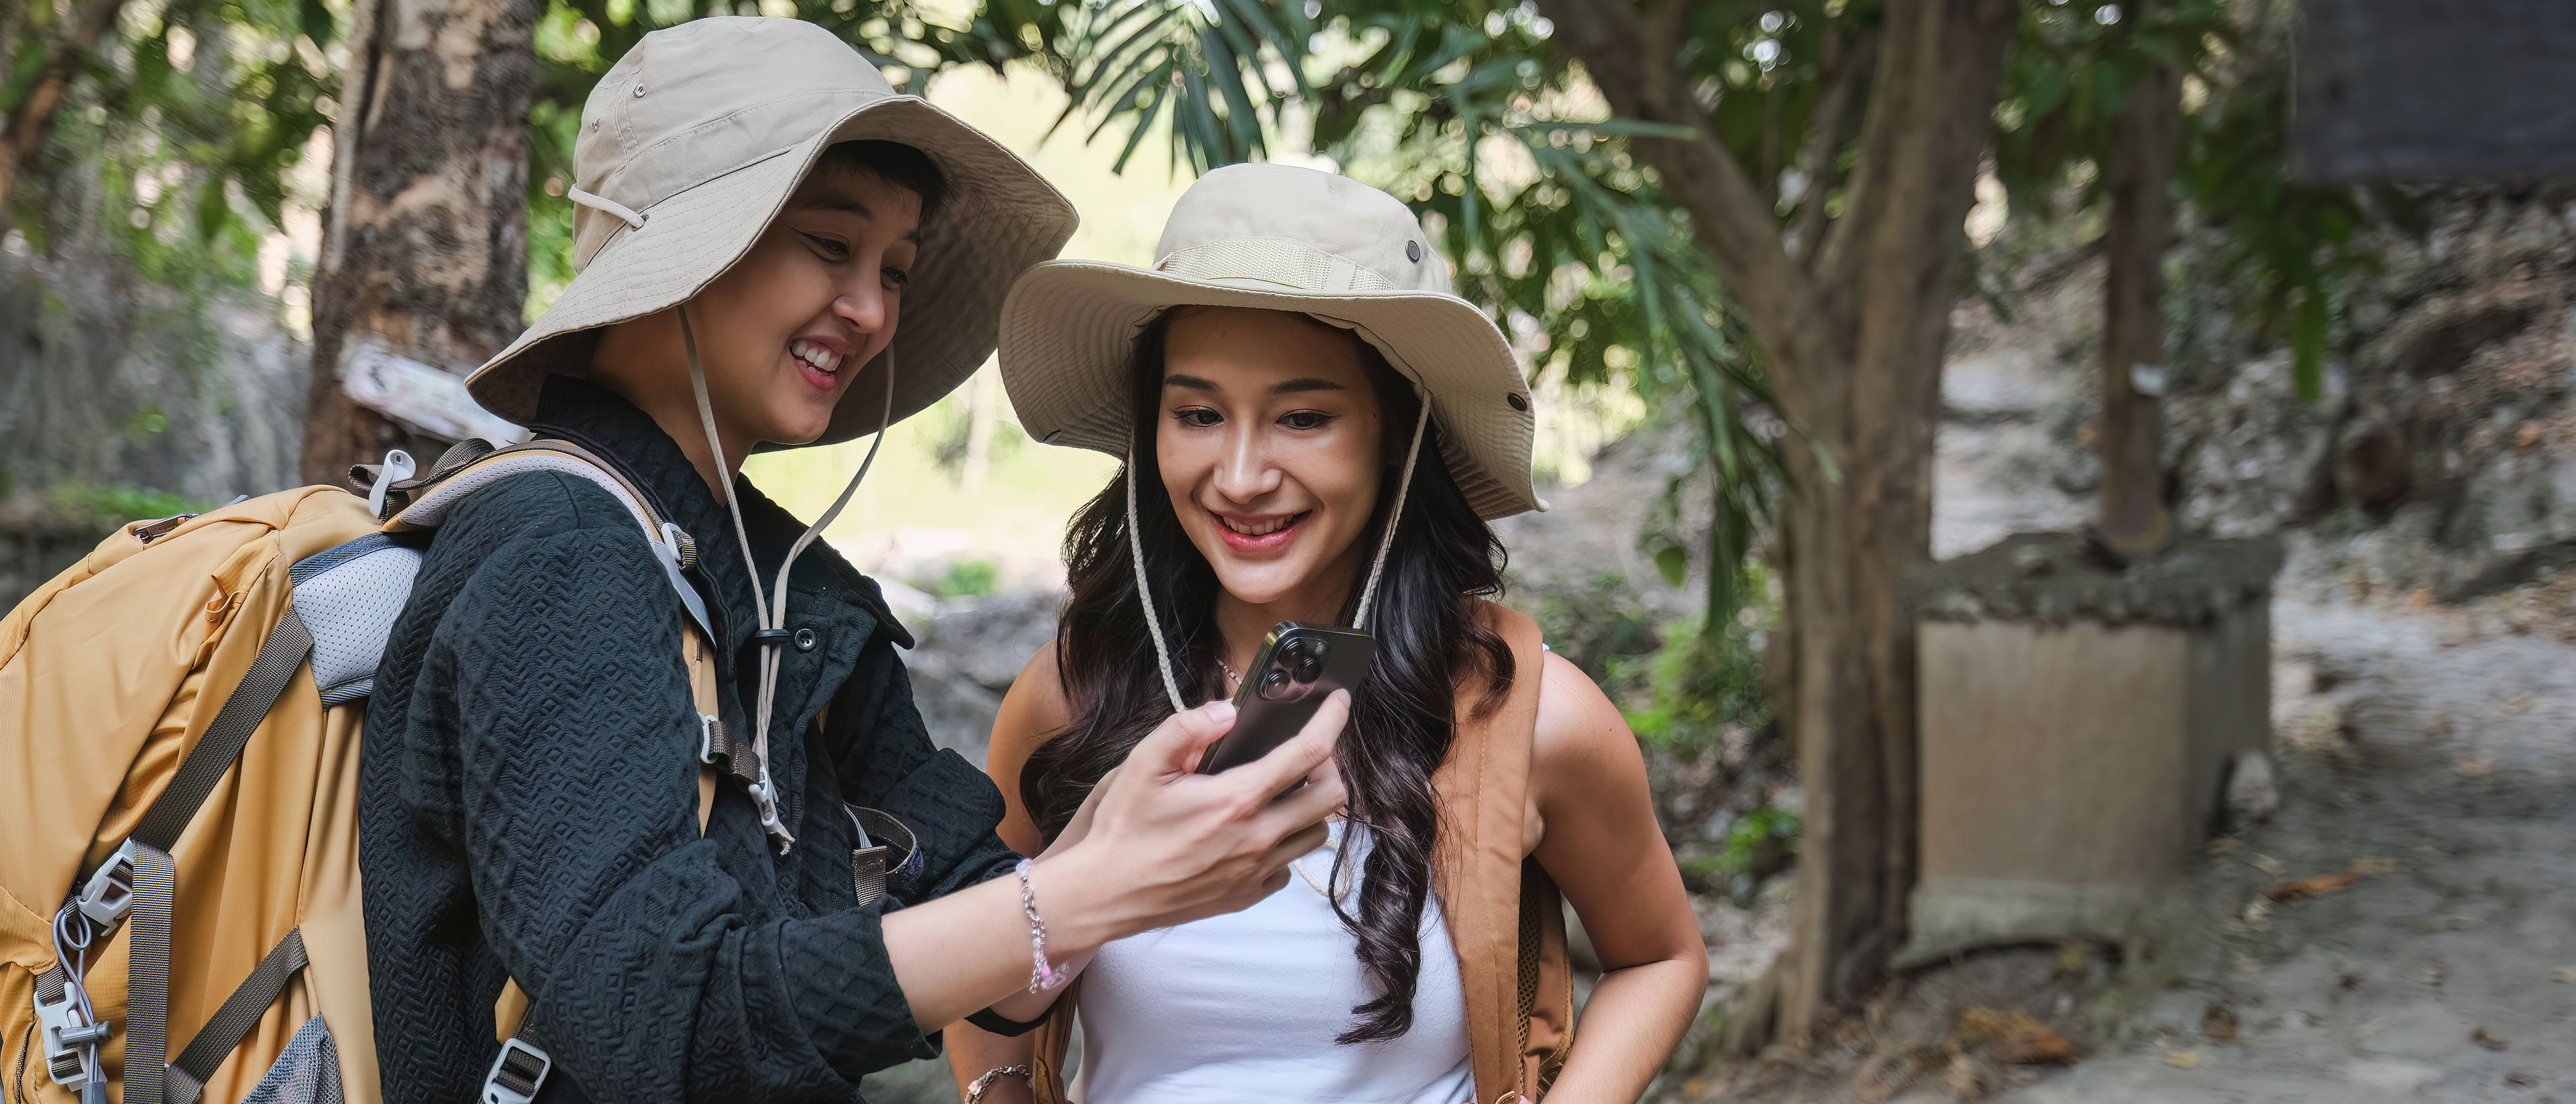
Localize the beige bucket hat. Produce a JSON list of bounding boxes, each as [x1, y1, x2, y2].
[[466, 16, 1077, 442], [996, 162, 1541, 520]]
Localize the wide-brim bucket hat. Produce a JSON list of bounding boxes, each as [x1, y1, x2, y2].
[[467, 16, 1077, 443], [996, 162, 1542, 520]]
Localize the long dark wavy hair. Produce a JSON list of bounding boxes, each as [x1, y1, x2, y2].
[[1020, 311, 1516, 1043]]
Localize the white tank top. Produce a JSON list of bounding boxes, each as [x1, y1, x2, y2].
[[1071, 824, 1474, 1104]]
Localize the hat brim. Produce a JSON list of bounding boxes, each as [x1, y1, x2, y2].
[[996, 262, 1541, 520], [468, 95, 1077, 444]]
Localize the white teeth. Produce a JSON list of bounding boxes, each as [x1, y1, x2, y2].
[[789, 338, 842, 374], [1220, 513, 1297, 537]]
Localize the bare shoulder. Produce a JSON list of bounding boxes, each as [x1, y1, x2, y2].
[[991, 641, 1074, 758], [1010, 641, 1070, 719], [984, 641, 1073, 852], [1531, 649, 1642, 785]]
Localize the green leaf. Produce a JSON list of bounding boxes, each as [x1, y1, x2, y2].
[[1511, 116, 1703, 142], [300, 0, 336, 46], [195, 171, 229, 242], [2292, 286, 2327, 403], [1654, 543, 1690, 588]]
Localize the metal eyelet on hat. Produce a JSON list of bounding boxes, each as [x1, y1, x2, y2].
[[1405, 240, 1422, 262], [633, 83, 646, 97], [1507, 392, 1529, 411]]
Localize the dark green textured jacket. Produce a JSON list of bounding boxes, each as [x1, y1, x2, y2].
[[360, 377, 1026, 1103]]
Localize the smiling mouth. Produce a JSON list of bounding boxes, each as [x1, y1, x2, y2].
[[789, 337, 845, 378], [1216, 511, 1307, 537]]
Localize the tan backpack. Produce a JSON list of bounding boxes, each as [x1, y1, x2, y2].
[[0, 439, 807, 1104]]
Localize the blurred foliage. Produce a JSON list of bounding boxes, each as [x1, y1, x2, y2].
[[1616, 601, 1774, 756], [44, 480, 203, 527], [7, 0, 2396, 686], [1611, 580, 1796, 900], [990, 0, 1789, 637], [3, 0, 335, 277], [935, 556, 1001, 598], [1011, 0, 2392, 630], [1521, 569, 1660, 682], [1687, 804, 1797, 902], [1992, 0, 2383, 402], [1521, 561, 1794, 899]]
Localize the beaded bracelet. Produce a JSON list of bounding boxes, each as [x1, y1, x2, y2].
[[1014, 858, 1066, 992], [966, 1064, 1031, 1103]]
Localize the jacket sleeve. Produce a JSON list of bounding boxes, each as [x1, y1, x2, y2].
[[819, 634, 1055, 1038], [413, 474, 934, 1101]]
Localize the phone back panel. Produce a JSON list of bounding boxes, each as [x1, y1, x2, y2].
[[1197, 622, 1375, 774]]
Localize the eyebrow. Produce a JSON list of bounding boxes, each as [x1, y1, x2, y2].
[[796, 190, 922, 243], [1161, 373, 1348, 396]]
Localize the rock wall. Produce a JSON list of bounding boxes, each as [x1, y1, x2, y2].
[[1942, 186, 2576, 600], [0, 247, 305, 507], [0, 246, 306, 607]]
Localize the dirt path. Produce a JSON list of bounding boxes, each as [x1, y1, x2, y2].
[[1984, 584, 2576, 1102], [1875, 344, 2576, 1100], [1674, 335, 2576, 1103]]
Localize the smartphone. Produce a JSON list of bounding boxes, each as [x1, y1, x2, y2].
[[1195, 621, 1375, 774]]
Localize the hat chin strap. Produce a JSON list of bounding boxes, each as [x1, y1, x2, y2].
[[680, 306, 896, 852], [1130, 393, 1433, 715]]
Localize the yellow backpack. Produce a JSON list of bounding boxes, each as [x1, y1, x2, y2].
[[0, 439, 743, 1104]]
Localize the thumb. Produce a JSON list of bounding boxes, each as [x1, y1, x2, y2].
[[1131, 700, 1237, 777]]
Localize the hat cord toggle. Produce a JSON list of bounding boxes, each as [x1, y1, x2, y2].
[[681, 306, 896, 852], [1129, 390, 1432, 715], [567, 185, 648, 231]]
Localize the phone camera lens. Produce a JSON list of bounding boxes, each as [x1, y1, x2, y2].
[[1257, 667, 1295, 700], [1277, 638, 1311, 665], [1291, 652, 1324, 681]]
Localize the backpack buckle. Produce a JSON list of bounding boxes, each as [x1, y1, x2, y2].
[[480, 1036, 552, 1104], [698, 714, 722, 765], [365, 449, 418, 520], [32, 977, 107, 1094], [72, 840, 138, 926]]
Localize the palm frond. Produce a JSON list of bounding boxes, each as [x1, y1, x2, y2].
[[1042, 0, 1792, 622]]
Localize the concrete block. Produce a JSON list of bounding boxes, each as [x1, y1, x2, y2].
[[1900, 535, 2275, 963]]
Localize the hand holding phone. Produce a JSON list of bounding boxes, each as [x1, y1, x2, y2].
[[1196, 622, 1374, 774]]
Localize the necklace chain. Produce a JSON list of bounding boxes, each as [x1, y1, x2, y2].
[[1217, 657, 1241, 685]]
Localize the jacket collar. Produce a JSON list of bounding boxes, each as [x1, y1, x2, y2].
[[524, 375, 912, 652]]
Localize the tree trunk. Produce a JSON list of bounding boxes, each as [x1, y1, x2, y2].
[[1542, 0, 2018, 1040], [2096, 0, 2182, 561], [299, 0, 537, 486], [0, 0, 136, 227]]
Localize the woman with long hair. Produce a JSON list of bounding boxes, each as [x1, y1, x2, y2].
[[946, 164, 1707, 1103]]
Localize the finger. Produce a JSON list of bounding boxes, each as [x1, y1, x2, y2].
[[1124, 700, 1238, 777], [1255, 761, 1347, 839], [1257, 734, 1347, 816], [1260, 820, 1330, 869], [1235, 689, 1348, 795]]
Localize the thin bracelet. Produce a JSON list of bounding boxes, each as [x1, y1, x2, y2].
[[1014, 859, 1066, 992], [966, 1064, 1031, 1103]]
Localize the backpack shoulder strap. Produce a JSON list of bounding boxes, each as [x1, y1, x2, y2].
[[382, 439, 714, 642], [1436, 602, 1566, 1104]]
